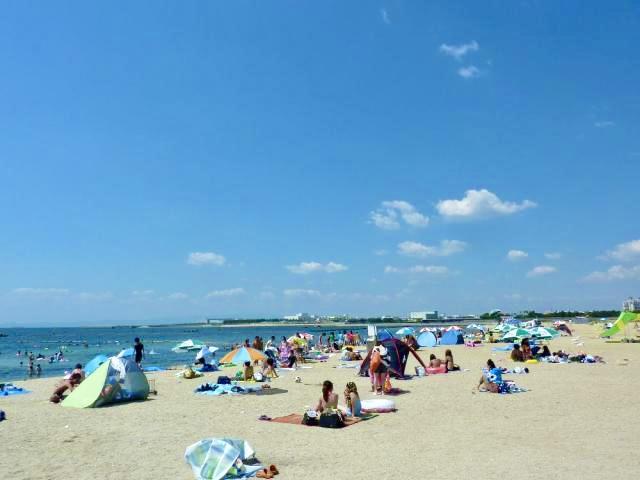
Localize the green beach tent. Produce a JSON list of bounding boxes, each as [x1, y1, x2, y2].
[[62, 357, 150, 408], [600, 312, 640, 338]]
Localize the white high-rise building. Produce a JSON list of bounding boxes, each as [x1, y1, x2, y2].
[[622, 297, 640, 312]]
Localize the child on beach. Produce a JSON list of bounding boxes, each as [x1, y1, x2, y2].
[[444, 349, 460, 371], [261, 358, 278, 378], [243, 361, 254, 381]]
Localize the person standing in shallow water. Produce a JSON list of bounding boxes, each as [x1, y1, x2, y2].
[[133, 337, 144, 367]]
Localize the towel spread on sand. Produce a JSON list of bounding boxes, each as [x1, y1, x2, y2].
[[0, 384, 31, 396], [185, 438, 262, 480], [195, 384, 263, 396], [268, 413, 374, 427]]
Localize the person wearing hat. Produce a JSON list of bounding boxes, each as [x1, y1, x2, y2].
[[370, 343, 388, 395]]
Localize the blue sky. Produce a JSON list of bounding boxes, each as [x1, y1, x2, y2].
[[1, 1, 639, 326]]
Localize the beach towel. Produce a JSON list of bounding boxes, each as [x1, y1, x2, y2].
[[0, 384, 31, 396], [195, 383, 263, 396], [185, 438, 262, 480], [268, 413, 372, 427], [492, 345, 514, 352]]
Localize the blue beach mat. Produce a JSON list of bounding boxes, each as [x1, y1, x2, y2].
[[0, 384, 31, 397], [492, 345, 514, 351]]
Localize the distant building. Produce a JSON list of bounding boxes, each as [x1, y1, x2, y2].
[[409, 311, 439, 321], [623, 297, 640, 312], [283, 312, 314, 322]]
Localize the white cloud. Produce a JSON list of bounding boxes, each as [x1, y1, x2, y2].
[[408, 265, 450, 275], [286, 261, 348, 274], [76, 291, 114, 301], [380, 8, 390, 24], [167, 292, 188, 300], [544, 252, 562, 260], [439, 41, 479, 60], [398, 240, 467, 257], [594, 121, 615, 128], [384, 265, 401, 274], [526, 265, 557, 278], [507, 249, 528, 261], [604, 239, 640, 262], [187, 251, 226, 267], [369, 200, 429, 230], [132, 289, 155, 297], [283, 288, 322, 297], [373, 249, 388, 256], [436, 189, 536, 220], [583, 265, 640, 282], [11, 288, 70, 296], [458, 65, 480, 79], [206, 288, 245, 298]]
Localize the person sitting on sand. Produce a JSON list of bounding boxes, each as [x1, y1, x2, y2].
[[316, 380, 339, 413], [511, 344, 525, 362], [537, 345, 552, 358], [243, 361, 254, 381], [444, 349, 460, 372], [343, 381, 362, 417], [477, 359, 502, 392], [261, 357, 278, 378], [488, 332, 495, 343], [429, 354, 442, 368], [520, 338, 533, 360]]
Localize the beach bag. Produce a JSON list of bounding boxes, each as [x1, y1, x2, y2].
[[217, 376, 231, 385], [370, 349, 381, 373], [319, 410, 345, 429], [302, 410, 319, 426]]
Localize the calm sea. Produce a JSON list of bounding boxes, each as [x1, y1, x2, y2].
[[0, 325, 367, 382]]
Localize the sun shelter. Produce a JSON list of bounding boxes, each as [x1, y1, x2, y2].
[[377, 329, 395, 342], [440, 330, 464, 345], [601, 312, 640, 338], [62, 357, 150, 408], [395, 327, 415, 336], [359, 338, 427, 378], [84, 354, 109, 376], [172, 339, 206, 352], [417, 331, 437, 348], [219, 347, 266, 365]]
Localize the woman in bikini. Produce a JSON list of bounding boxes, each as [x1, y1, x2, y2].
[[316, 380, 339, 413]]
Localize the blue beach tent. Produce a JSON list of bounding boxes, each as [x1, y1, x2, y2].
[[417, 331, 437, 348], [440, 330, 464, 345], [85, 354, 109, 376]]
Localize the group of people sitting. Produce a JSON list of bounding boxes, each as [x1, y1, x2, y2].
[[241, 358, 279, 381], [314, 380, 362, 418], [428, 349, 460, 371]]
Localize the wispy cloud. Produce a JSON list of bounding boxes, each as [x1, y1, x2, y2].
[[283, 288, 322, 298], [380, 8, 390, 24], [544, 252, 562, 260], [398, 240, 467, 258], [583, 265, 640, 282], [594, 120, 615, 128], [458, 65, 481, 79], [187, 251, 226, 267], [526, 265, 557, 278], [373, 249, 388, 256], [385, 265, 451, 275], [437, 189, 536, 220], [369, 200, 429, 230], [206, 288, 245, 298], [167, 292, 189, 300], [131, 289, 155, 298], [507, 249, 528, 261], [603, 239, 640, 262], [439, 41, 479, 60], [11, 288, 70, 296], [286, 261, 348, 274]]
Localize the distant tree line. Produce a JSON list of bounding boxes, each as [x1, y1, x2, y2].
[[480, 310, 620, 320]]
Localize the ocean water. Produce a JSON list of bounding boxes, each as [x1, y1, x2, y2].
[[0, 325, 367, 382]]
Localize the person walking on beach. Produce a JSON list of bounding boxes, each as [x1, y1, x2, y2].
[[133, 337, 144, 367]]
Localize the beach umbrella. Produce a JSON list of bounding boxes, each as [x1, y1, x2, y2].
[[501, 328, 531, 341], [600, 312, 640, 338], [287, 336, 307, 346], [492, 324, 511, 333], [445, 326, 463, 332], [195, 346, 219, 364], [171, 339, 205, 352], [528, 327, 560, 339], [219, 347, 266, 365], [395, 327, 415, 336]]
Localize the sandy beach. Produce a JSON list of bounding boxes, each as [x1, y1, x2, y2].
[[2, 324, 639, 480]]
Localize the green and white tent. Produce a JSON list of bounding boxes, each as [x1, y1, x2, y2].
[[62, 357, 149, 408], [600, 312, 640, 338]]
